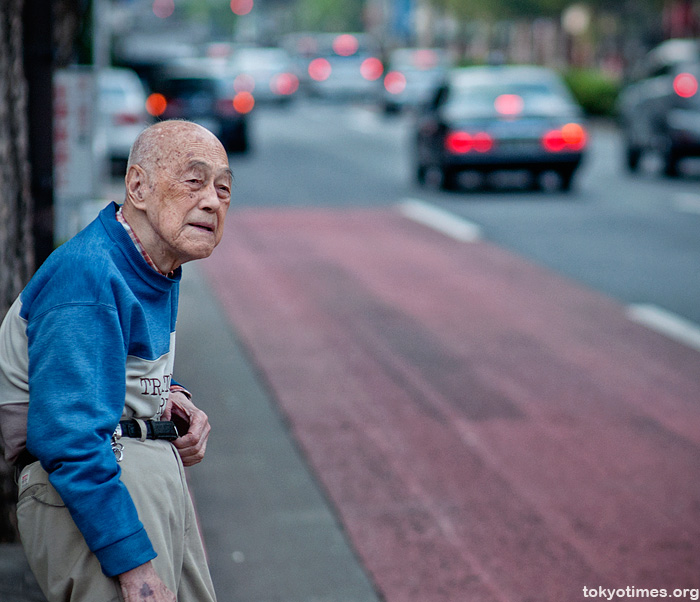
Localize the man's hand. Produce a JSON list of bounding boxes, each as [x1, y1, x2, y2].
[[119, 561, 175, 601], [163, 390, 211, 466]]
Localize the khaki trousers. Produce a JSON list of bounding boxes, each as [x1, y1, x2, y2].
[[16, 438, 217, 602]]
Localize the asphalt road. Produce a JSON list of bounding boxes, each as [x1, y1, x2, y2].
[[194, 98, 700, 601], [228, 100, 700, 327]]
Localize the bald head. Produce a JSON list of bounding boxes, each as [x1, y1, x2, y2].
[[127, 120, 227, 174]]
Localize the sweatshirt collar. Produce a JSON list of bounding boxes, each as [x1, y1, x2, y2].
[[115, 206, 176, 279]]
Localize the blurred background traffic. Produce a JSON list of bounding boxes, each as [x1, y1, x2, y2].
[[62, 1, 700, 207]]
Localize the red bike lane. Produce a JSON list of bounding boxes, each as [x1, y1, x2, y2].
[[201, 207, 700, 602]]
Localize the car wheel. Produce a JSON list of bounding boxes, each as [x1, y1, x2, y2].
[[559, 170, 575, 192], [415, 160, 427, 185], [529, 171, 543, 191], [440, 167, 458, 191], [625, 145, 642, 172], [663, 149, 681, 178]]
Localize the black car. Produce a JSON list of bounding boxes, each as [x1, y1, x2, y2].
[[617, 39, 700, 177], [150, 60, 251, 153], [414, 65, 587, 191]]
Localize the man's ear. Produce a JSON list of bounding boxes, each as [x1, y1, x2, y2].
[[125, 165, 148, 209]]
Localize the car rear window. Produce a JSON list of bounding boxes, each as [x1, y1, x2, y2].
[[445, 81, 573, 118]]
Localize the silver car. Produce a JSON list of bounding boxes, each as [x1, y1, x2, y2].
[[98, 68, 152, 172]]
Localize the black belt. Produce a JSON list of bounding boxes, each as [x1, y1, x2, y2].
[[14, 420, 179, 476], [118, 419, 179, 441]]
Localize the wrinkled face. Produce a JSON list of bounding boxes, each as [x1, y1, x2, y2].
[[142, 125, 232, 267]]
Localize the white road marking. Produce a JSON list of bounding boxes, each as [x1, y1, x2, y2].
[[627, 304, 700, 353], [398, 199, 482, 242], [398, 199, 700, 353], [673, 193, 700, 214]]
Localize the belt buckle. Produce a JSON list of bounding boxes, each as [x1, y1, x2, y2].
[[111, 426, 124, 462]]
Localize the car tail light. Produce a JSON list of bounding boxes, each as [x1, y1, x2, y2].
[[473, 132, 494, 152], [384, 71, 406, 95], [445, 131, 493, 154], [674, 72, 698, 98], [271, 72, 299, 95], [146, 93, 167, 117], [333, 34, 359, 56], [217, 93, 255, 115], [542, 123, 587, 152], [309, 58, 331, 81], [361, 57, 384, 81], [233, 91, 255, 114]]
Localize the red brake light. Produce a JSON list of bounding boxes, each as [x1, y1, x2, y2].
[[446, 131, 472, 153], [146, 93, 167, 117], [271, 72, 299, 95], [333, 34, 359, 57], [384, 71, 406, 95], [542, 123, 587, 152], [674, 73, 698, 98], [233, 92, 255, 114], [473, 132, 494, 153], [309, 58, 331, 81], [445, 131, 493, 154], [495, 94, 524, 116], [542, 130, 566, 152], [361, 57, 384, 81], [561, 123, 587, 149]]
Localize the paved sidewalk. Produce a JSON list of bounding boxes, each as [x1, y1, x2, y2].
[[0, 262, 379, 602], [175, 264, 380, 602], [0, 543, 45, 601]]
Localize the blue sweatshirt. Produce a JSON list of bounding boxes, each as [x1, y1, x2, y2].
[[0, 202, 182, 576]]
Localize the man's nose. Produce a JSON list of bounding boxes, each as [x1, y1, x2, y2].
[[200, 182, 222, 211]]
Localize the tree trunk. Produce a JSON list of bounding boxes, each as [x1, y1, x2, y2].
[[0, 0, 33, 543], [0, 0, 33, 316]]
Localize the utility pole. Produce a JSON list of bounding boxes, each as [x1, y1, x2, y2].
[[23, 0, 54, 268]]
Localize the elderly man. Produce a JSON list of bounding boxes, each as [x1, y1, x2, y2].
[[0, 120, 232, 601]]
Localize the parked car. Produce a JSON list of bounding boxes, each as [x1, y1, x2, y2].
[[380, 47, 452, 114], [617, 39, 700, 177], [414, 65, 588, 191], [97, 68, 152, 172], [149, 59, 251, 153], [228, 46, 300, 105]]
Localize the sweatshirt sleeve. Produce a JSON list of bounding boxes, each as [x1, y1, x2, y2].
[[25, 302, 157, 577]]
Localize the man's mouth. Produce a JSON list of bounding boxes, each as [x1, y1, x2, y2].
[[190, 222, 215, 233]]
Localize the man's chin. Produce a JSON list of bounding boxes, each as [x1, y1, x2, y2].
[[180, 245, 216, 265]]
